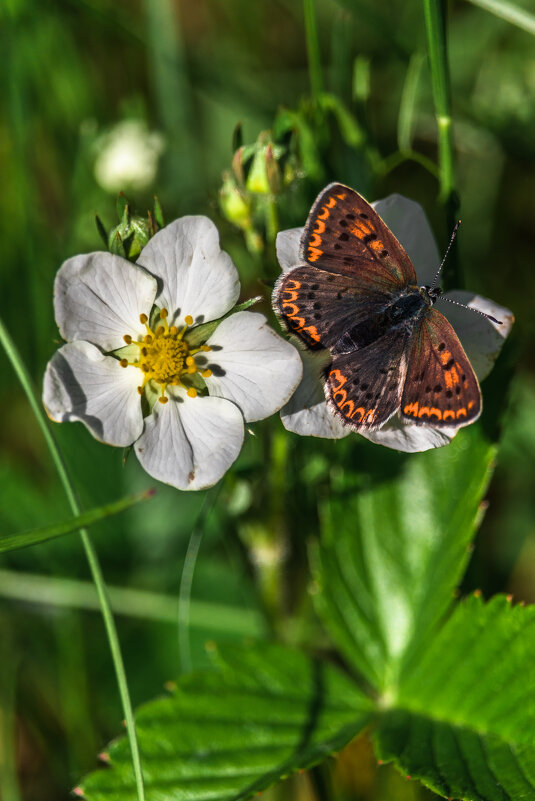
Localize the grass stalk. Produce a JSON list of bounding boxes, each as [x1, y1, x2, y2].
[[0, 317, 145, 801]]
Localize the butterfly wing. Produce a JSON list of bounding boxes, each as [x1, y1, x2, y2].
[[301, 183, 418, 290], [401, 308, 481, 428], [324, 327, 411, 430], [274, 264, 393, 351]]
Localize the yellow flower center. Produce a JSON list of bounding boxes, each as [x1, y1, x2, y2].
[[119, 309, 212, 404]]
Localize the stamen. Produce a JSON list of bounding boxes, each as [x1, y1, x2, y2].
[[122, 309, 205, 404], [201, 345, 211, 352], [202, 369, 212, 378]]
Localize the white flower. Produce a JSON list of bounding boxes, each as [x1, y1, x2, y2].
[[94, 120, 165, 193], [276, 194, 513, 453], [43, 217, 302, 489]]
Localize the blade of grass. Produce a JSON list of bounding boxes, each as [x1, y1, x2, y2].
[[465, 0, 535, 35], [0, 491, 153, 554], [422, 0, 455, 202], [397, 51, 425, 153], [422, 0, 461, 288], [304, 0, 324, 102], [0, 569, 266, 636], [0, 316, 145, 801]]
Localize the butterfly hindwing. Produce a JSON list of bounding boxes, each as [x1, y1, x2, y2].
[[325, 327, 411, 430], [275, 264, 394, 351], [401, 308, 481, 428], [301, 183, 417, 291]]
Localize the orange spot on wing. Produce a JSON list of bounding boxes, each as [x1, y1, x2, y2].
[[404, 401, 419, 417], [314, 219, 326, 234], [334, 389, 347, 407], [282, 289, 298, 301], [303, 325, 320, 343], [370, 239, 386, 252], [329, 369, 347, 391], [443, 410, 455, 421], [456, 408, 467, 419], [308, 246, 323, 262], [282, 302, 300, 316], [340, 399, 354, 416], [352, 407, 365, 422], [286, 279, 301, 290], [467, 400, 475, 411], [335, 193, 347, 200], [309, 233, 322, 247]]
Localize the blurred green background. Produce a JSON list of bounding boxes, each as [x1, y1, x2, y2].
[[1, 0, 534, 798]]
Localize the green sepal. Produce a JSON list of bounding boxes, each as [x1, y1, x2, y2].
[[186, 296, 263, 348]]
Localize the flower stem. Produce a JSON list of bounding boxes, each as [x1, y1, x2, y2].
[[0, 317, 145, 801], [303, 0, 323, 102]]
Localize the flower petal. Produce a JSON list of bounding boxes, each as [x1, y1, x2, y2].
[[276, 228, 303, 272], [43, 341, 143, 446], [203, 311, 303, 422], [134, 390, 244, 490], [136, 217, 240, 326], [372, 194, 440, 284], [438, 291, 514, 381], [362, 415, 457, 452], [54, 253, 157, 351], [280, 348, 350, 439]]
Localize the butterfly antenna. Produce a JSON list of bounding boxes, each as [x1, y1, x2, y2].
[[438, 294, 503, 325], [430, 220, 462, 289]]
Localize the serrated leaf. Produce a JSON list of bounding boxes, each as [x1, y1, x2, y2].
[[78, 642, 373, 801], [313, 427, 496, 692], [375, 595, 535, 801], [0, 491, 153, 553]]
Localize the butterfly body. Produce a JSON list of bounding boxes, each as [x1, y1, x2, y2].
[[274, 183, 481, 433]]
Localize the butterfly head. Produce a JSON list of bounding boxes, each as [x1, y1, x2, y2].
[[420, 284, 443, 306]]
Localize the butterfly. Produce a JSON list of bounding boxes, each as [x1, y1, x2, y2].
[[274, 182, 484, 432]]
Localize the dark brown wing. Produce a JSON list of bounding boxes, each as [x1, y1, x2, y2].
[[401, 309, 481, 427], [274, 264, 392, 351], [301, 183, 417, 291], [324, 327, 411, 431]]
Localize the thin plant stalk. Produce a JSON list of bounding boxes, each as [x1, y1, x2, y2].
[[422, 0, 461, 287], [304, 0, 324, 102], [0, 316, 145, 801], [422, 0, 455, 202]]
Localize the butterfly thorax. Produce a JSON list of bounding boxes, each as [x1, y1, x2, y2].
[[332, 285, 432, 355]]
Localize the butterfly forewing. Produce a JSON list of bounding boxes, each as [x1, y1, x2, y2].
[[275, 265, 393, 351], [325, 328, 411, 430], [300, 183, 417, 291], [401, 309, 481, 427]]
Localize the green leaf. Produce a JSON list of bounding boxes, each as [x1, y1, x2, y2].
[[375, 595, 535, 801], [313, 427, 495, 692], [0, 491, 154, 553], [78, 642, 373, 801]]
